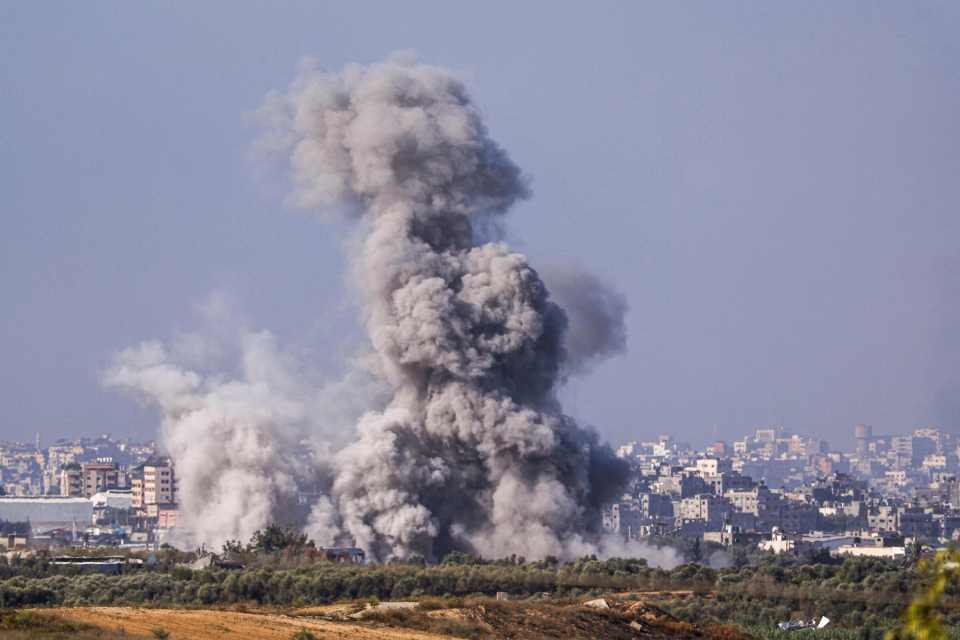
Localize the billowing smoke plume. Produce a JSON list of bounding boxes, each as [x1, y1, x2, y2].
[[259, 54, 629, 560], [105, 331, 309, 546], [103, 298, 384, 549], [107, 55, 654, 563], [541, 264, 628, 376]]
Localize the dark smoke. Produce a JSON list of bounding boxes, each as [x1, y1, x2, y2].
[[106, 54, 678, 565], [542, 264, 628, 376]]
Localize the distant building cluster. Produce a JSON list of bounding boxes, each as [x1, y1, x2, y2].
[[0, 434, 178, 551], [4, 423, 960, 560], [606, 424, 960, 559]]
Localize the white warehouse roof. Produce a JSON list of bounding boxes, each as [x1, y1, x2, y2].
[[0, 496, 93, 529]]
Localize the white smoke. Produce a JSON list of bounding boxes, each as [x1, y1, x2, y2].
[[107, 54, 650, 563], [103, 300, 384, 549], [597, 536, 684, 570], [104, 332, 307, 547], [707, 549, 733, 569]]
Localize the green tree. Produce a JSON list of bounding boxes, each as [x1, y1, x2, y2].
[[249, 524, 309, 554], [689, 537, 703, 563], [441, 551, 481, 566], [886, 548, 960, 640]]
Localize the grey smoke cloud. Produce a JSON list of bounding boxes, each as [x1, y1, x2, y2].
[[103, 297, 385, 549], [261, 54, 627, 560], [542, 264, 628, 376], [107, 54, 655, 563], [104, 331, 310, 547]]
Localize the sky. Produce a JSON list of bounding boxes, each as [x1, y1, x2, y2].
[[2, 2, 959, 450]]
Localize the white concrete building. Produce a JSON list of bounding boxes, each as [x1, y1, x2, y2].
[[0, 496, 92, 531]]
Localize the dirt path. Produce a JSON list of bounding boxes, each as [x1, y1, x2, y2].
[[40, 607, 453, 640]]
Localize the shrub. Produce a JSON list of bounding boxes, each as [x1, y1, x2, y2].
[[418, 596, 446, 610]]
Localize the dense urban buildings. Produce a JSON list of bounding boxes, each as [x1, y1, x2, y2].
[[606, 424, 960, 559], [0, 434, 175, 549], [1, 423, 959, 559]]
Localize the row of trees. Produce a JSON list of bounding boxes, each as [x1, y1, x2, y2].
[[0, 557, 662, 607], [0, 522, 948, 632], [0, 554, 936, 622]]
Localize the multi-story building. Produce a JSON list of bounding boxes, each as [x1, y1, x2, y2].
[[704, 471, 754, 496], [695, 458, 730, 476], [868, 505, 898, 532], [675, 494, 731, 529], [855, 424, 873, 457], [891, 436, 915, 464], [775, 503, 819, 533], [725, 485, 776, 516], [132, 457, 177, 517], [636, 492, 674, 519], [82, 462, 120, 498], [59, 464, 83, 497]]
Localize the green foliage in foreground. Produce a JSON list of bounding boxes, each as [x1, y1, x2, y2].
[[885, 549, 960, 640], [0, 555, 660, 608], [740, 626, 868, 640], [0, 550, 957, 632]]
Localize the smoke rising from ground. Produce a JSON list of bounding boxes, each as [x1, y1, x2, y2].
[[105, 331, 309, 547], [103, 299, 384, 549], [107, 54, 655, 563]]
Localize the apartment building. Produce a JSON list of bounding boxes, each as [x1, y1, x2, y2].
[[725, 485, 777, 516], [82, 462, 120, 498], [132, 457, 177, 517], [675, 494, 731, 528], [59, 465, 82, 497]]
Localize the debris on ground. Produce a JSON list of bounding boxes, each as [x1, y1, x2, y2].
[[777, 616, 830, 631], [349, 601, 419, 619]]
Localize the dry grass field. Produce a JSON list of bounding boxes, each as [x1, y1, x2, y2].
[[12, 597, 754, 640], [25, 606, 450, 640]]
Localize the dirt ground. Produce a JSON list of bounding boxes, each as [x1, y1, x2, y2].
[[39, 606, 451, 640], [32, 597, 748, 640]]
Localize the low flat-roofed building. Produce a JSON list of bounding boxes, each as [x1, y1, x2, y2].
[[798, 532, 861, 550], [91, 490, 133, 510], [49, 555, 126, 574], [0, 496, 92, 531], [834, 545, 905, 559]]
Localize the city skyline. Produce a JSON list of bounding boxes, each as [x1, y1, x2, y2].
[[4, 420, 960, 560]]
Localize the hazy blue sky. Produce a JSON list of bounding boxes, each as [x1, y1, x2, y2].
[[3, 2, 959, 449]]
